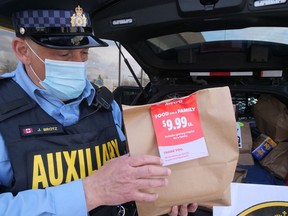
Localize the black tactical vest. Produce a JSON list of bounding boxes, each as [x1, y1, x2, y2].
[[0, 78, 127, 215]]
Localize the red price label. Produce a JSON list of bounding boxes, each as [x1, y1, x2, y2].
[[151, 93, 203, 147]]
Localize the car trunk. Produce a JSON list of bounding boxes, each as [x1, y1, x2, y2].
[[91, 1, 288, 213]]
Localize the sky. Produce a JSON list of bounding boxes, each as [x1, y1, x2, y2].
[[0, 29, 143, 89], [202, 27, 288, 44]]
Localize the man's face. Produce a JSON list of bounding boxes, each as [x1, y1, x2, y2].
[[24, 38, 89, 86]]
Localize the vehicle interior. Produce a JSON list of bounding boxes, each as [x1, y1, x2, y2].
[[91, 1, 288, 214], [89, 0, 288, 109]]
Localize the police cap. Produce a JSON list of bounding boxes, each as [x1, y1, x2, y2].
[[12, 5, 108, 49]]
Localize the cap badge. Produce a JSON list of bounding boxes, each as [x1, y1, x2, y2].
[[70, 6, 87, 27]]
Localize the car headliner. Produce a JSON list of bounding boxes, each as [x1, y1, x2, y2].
[[2, 0, 288, 38], [91, 0, 288, 42]]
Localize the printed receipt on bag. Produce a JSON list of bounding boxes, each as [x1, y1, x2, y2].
[[150, 93, 208, 166]]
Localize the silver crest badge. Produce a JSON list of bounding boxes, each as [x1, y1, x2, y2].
[[70, 5, 87, 27]]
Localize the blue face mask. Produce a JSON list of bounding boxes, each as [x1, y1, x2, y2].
[[41, 59, 87, 101], [25, 41, 87, 101]]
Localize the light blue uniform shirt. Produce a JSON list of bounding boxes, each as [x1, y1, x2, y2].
[[0, 62, 125, 216]]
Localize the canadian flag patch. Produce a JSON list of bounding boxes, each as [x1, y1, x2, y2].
[[23, 128, 33, 134]]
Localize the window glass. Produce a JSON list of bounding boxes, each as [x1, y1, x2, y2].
[[0, 29, 18, 73], [147, 27, 288, 53], [0, 29, 145, 90], [88, 40, 147, 90]]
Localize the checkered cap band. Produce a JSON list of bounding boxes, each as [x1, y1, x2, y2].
[[11, 8, 108, 49], [14, 9, 91, 28]]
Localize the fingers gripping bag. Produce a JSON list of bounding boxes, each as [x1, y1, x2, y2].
[[122, 86, 239, 216]]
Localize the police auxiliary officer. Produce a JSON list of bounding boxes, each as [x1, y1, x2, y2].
[[0, 5, 198, 216]]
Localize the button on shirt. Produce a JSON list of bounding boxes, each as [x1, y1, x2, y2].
[[0, 62, 125, 216]]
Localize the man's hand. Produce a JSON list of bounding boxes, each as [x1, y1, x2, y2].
[[169, 203, 198, 216], [83, 154, 171, 211]]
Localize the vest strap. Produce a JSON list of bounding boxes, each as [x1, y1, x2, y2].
[[0, 78, 36, 122]]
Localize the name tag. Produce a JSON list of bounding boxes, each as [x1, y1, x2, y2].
[[20, 124, 64, 136]]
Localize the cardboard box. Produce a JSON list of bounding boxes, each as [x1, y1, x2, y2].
[[237, 122, 253, 153], [214, 183, 288, 216], [238, 153, 254, 166], [237, 122, 254, 165]]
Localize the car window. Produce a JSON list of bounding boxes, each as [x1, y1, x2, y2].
[[147, 27, 288, 53], [0, 28, 17, 73], [0, 29, 147, 91], [202, 27, 288, 44]]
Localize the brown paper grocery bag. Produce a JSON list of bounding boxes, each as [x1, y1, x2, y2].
[[122, 86, 239, 216], [252, 94, 288, 142], [260, 142, 288, 180]]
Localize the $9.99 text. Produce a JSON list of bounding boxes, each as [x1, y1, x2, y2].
[[162, 117, 192, 131]]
